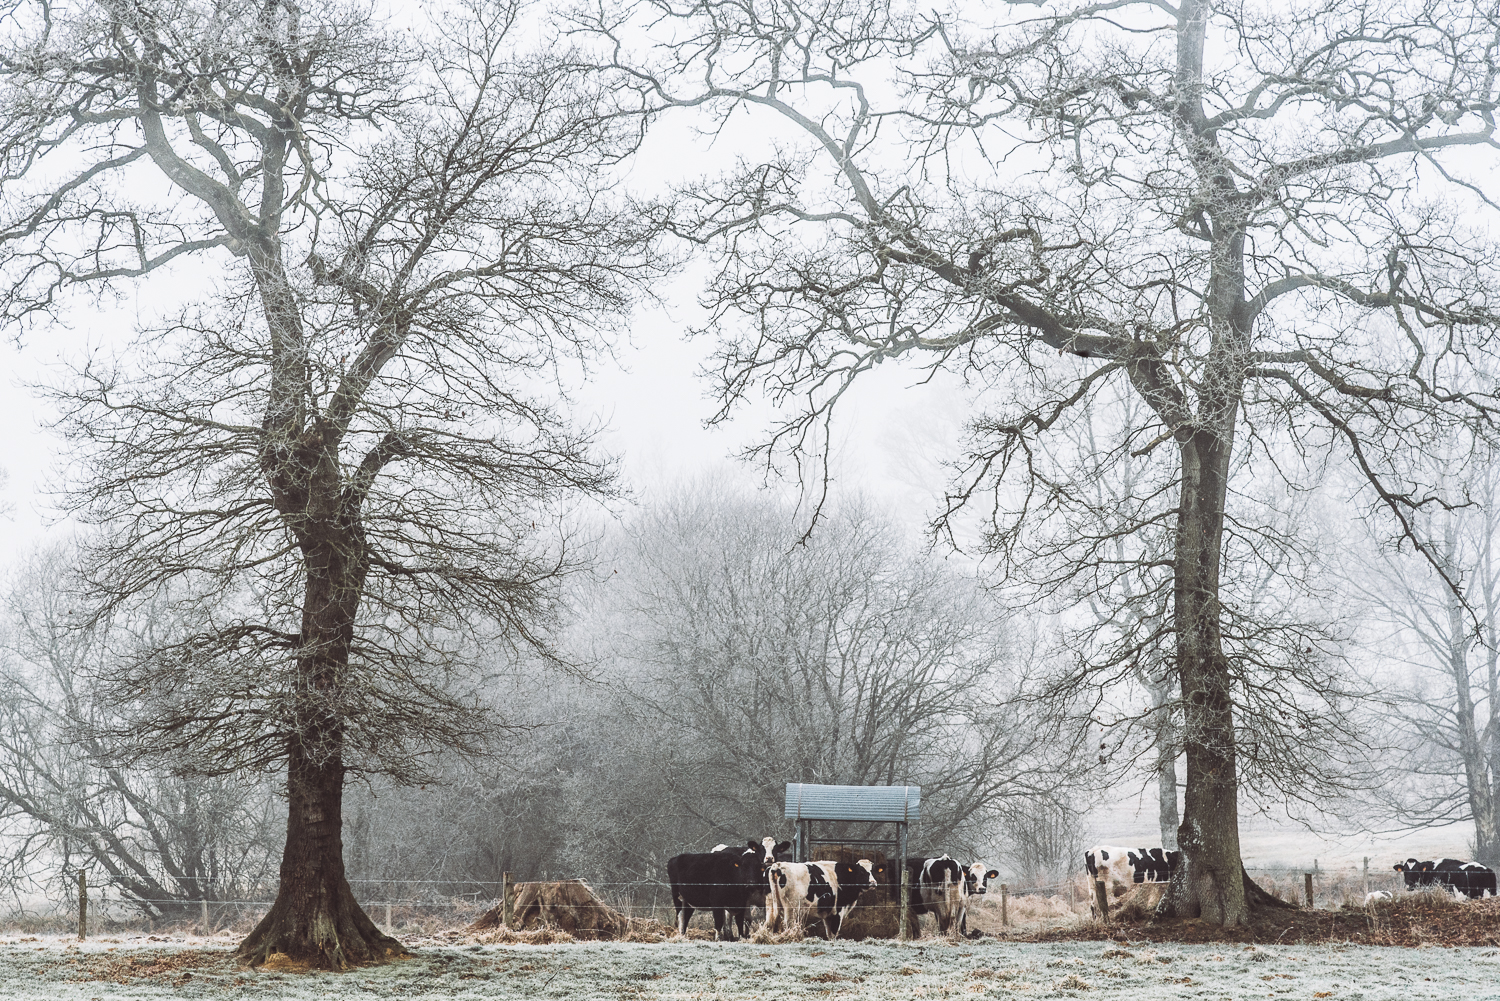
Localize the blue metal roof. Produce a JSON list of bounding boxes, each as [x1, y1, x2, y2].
[[783, 783, 920, 822]]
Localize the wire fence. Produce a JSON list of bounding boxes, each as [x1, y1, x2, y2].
[[0, 862, 1434, 939]]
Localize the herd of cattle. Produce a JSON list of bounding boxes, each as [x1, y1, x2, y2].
[[667, 840, 1500, 940], [1088, 843, 1500, 902], [666, 838, 999, 940]]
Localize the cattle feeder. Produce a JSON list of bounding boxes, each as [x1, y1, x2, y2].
[[784, 783, 921, 938]]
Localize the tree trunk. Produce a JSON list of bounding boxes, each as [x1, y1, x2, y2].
[[237, 517, 404, 968], [236, 738, 405, 968], [1156, 736, 1180, 852], [1159, 427, 1248, 925], [1447, 556, 1500, 867]]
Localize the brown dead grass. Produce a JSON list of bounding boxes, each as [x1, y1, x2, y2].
[[52, 948, 234, 985]]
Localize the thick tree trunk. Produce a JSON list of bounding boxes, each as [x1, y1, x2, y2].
[[236, 515, 404, 967], [1159, 427, 1248, 925], [236, 738, 405, 968]]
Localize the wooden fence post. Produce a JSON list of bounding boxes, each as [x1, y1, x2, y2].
[[1304, 873, 1314, 909], [76, 871, 86, 941], [1093, 879, 1109, 923], [385, 902, 393, 935], [1000, 884, 1008, 928], [898, 867, 911, 941], [1363, 857, 1369, 895], [502, 872, 515, 930], [201, 899, 210, 937]]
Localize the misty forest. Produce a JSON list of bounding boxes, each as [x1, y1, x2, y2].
[[2, 0, 1500, 975]]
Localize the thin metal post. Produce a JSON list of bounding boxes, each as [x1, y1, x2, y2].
[[1363, 857, 1369, 895], [898, 866, 911, 941], [77, 871, 86, 941]]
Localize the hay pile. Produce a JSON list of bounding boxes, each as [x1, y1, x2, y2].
[[466, 880, 671, 941], [1105, 882, 1166, 923]]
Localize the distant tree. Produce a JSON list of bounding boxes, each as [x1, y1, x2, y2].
[[0, 547, 281, 921], [581, 482, 1078, 863], [1356, 445, 1500, 867], [0, 0, 660, 965], [592, 0, 1500, 924]]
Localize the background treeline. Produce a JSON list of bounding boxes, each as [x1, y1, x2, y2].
[[0, 482, 1085, 911]]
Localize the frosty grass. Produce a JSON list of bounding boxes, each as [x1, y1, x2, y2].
[[1, 936, 1496, 999]]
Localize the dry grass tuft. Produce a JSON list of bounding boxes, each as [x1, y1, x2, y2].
[[1107, 883, 1166, 923]]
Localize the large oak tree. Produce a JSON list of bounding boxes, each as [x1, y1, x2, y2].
[[593, 0, 1500, 924], [0, 0, 660, 965]]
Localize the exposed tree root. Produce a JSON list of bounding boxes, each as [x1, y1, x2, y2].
[[236, 880, 409, 971]]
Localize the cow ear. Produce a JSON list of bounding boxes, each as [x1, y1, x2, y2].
[[987, 870, 1000, 880]]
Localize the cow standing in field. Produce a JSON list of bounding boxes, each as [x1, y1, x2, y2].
[[903, 855, 967, 936], [765, 859, 878, 939], [668, 840, 784, 940], [712, 837, 792, 936], [1393, 857, 1497, 899], [1084, 844, 1179, 895], [957, 861, 1001, 938]]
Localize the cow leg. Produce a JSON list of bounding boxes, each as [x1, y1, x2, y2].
[[676, 903, 694, 937], [712, 908, 728, 940]]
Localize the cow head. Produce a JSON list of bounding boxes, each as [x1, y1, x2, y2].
[[834, 860, 879, 894], [1393, 858, 1429, 889], [756, 837, 793, 871], [964, 863, 1001, 896]]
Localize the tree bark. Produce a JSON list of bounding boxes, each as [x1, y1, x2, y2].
[[237, 468, 406, 967], [1159, 426, 1248, 925], [1156, 728, 1180, 853]]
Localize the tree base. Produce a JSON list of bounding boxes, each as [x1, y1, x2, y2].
[[1241, 866, 1297, 912], [237, 881, 409, 970]]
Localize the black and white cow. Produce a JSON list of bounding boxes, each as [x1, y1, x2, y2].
[[903, 855, 968, 936], [1084, 844, 1180, 896], [707, 837, 792, 935], [765, 859, 879, 938], [668, 840, 784, 940], [956, 862, 1001, 938], [1393, 857, 1497, 899]]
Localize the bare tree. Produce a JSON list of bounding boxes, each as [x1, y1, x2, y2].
[[0, 546, 281, 920], [590, 0, 1500, 924], [582, 481, 1079, 860], [0, 0, 661, 965], [1357, 444, 1500, 866]]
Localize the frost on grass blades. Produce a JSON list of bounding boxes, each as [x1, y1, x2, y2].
[[0, 937, 1496, 1000]]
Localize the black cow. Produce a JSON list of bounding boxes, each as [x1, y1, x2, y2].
[[1394, 857, 1497, 899], [667, 841, 773, 940]]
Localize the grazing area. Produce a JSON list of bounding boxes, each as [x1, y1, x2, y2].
[[1, 935, 1497, 1000]]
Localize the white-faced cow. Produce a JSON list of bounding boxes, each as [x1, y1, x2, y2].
[[1393, 858, 1497, 899], [957, 862, 1001, 938], [765, 859, 878, 939]]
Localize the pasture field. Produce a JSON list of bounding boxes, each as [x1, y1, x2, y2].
[[0, 935, 1496, 1000]]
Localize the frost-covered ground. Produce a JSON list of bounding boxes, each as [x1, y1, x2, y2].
[[2, 935, 1499, 1000]]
